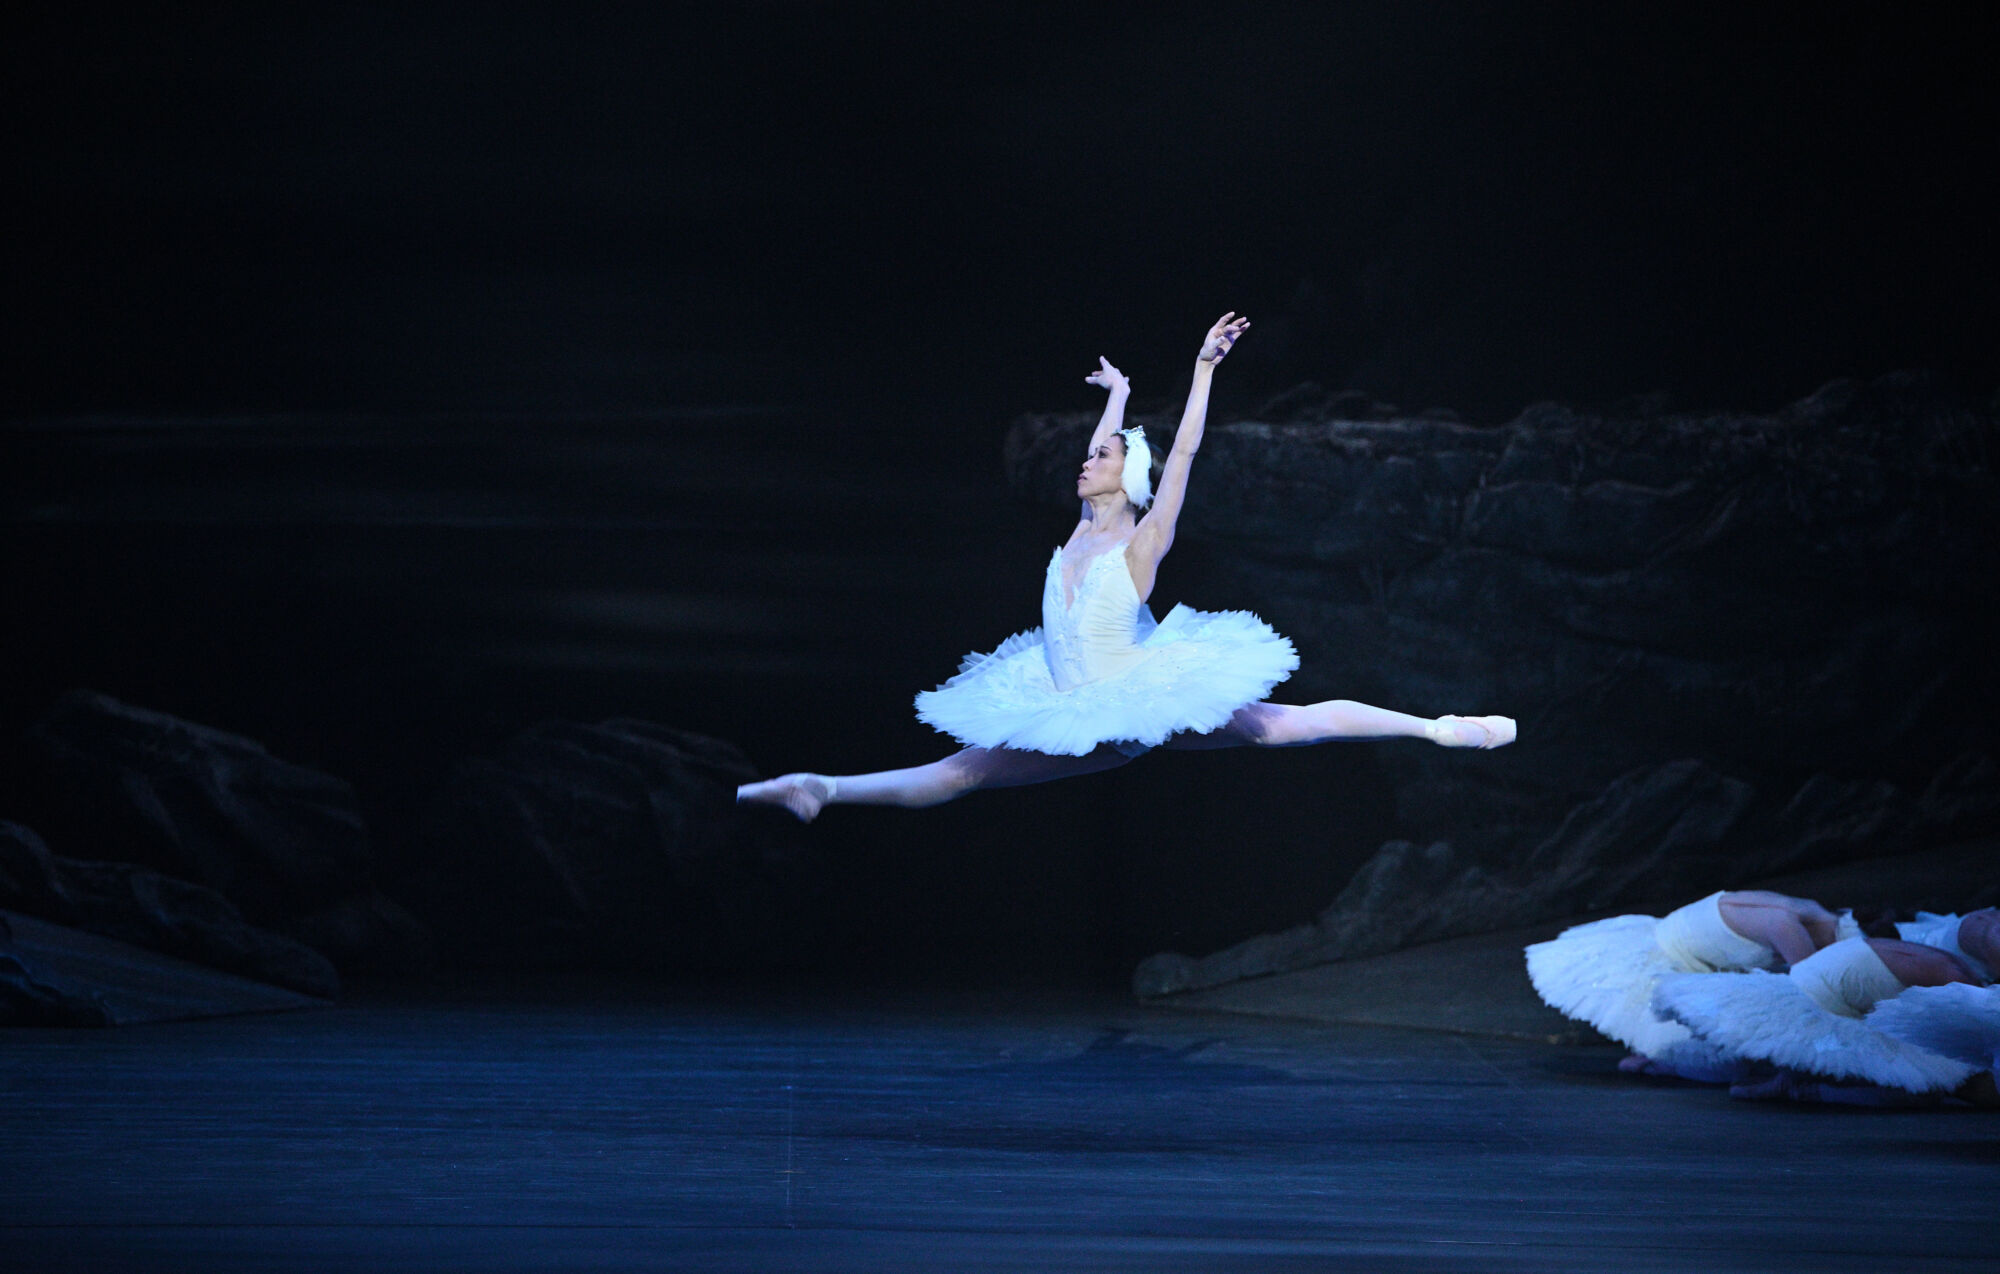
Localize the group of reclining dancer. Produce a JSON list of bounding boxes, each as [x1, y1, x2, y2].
[[1526, 892, 2000, 1107]]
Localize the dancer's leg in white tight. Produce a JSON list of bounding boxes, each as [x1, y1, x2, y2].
[[1162, 700, 1503, 750], [739, 700, 1510, 821], [737, 745, 1135, 821]]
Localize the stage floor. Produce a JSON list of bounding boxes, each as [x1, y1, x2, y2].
[[4, 985, 1993, 1273]]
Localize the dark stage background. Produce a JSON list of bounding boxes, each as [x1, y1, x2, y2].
[[5, 3, 1996, 986]]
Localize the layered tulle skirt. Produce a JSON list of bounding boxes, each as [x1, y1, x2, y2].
[[1524, 915, 1728, 1069], [914, 605, 1298, 757], [1652, 971, 1977, 1092], [1867, 983, 2000, 1073]]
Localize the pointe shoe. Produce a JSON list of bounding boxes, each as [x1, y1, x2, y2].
[[1425, 715, 1516, 749], [737, 773, 838, 823]]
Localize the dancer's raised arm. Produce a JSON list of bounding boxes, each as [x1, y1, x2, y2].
[[1083, 356, 1131, 451], [1131, 313, 1249, 580], [736, 304, 1509, 827], [1078, 357, 1132, 522]]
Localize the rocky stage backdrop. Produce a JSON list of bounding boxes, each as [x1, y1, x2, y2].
[[1000, 374, 2000, 994], [5, 375, 1998, 1019]]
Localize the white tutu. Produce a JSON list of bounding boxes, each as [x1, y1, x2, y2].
[[915, 545, 1297, 756], [1525, 915, 1709, 1059], [1867, 983, 2000, 1072], [1653, 968, 1976, 1092], [1523, 893, 1790, 1070], [1895, 912, 1993, 981], [1894, 912, 1959, 946]]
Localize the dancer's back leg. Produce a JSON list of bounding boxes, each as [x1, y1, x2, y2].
[[1162, 700, 1515, 751], [737, 744, 1135, 822]]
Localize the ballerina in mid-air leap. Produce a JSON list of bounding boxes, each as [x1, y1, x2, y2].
[[739, 312, 1515, 822]]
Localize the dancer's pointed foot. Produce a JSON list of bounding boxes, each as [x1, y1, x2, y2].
[[1425, 715, 1516, 749], [736, 773, 838, 823]]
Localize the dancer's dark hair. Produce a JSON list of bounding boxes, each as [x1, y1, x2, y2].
[[1844, 905, 1902, 940]]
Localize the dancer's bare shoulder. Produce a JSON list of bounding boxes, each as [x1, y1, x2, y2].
[[1720, 890, 1841, 962], [1866, 938, 1984, 987], [1721, 890, 1835, 922]]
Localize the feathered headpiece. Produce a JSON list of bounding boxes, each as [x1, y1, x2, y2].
[[1118, 426, 1153, 509]]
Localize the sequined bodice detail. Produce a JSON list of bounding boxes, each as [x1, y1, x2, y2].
[[1041, 545, 1157, 691]]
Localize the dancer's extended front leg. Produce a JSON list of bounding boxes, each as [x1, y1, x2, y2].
[[736, 744, 1136, 822], [1163, 700, 1516, 750]]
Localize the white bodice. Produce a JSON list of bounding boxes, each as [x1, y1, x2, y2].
[[1790, 938, 1905, 1018], [1040, 545, 1158, 691]]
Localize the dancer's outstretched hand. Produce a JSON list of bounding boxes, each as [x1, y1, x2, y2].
[[1198, 312, 1251, 364], [1085, 356, 1130, 394]]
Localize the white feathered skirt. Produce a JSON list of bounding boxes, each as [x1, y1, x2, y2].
[[1866, 983, 2000, 1074], [1523, 914, 1728, 1068], [914, 606, 1298, 757], [1652, 971, 1977, 1092]]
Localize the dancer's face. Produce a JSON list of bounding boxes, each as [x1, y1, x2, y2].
[[1077, 437, 1127, 502]]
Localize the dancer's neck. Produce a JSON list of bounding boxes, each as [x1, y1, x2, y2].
[[1080, 493, 1137, 534]]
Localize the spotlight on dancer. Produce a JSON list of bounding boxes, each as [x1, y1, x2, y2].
[[737, 313, 1514, 823]]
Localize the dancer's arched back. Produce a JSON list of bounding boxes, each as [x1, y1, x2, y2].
[[738, 313, 1515, 822]]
